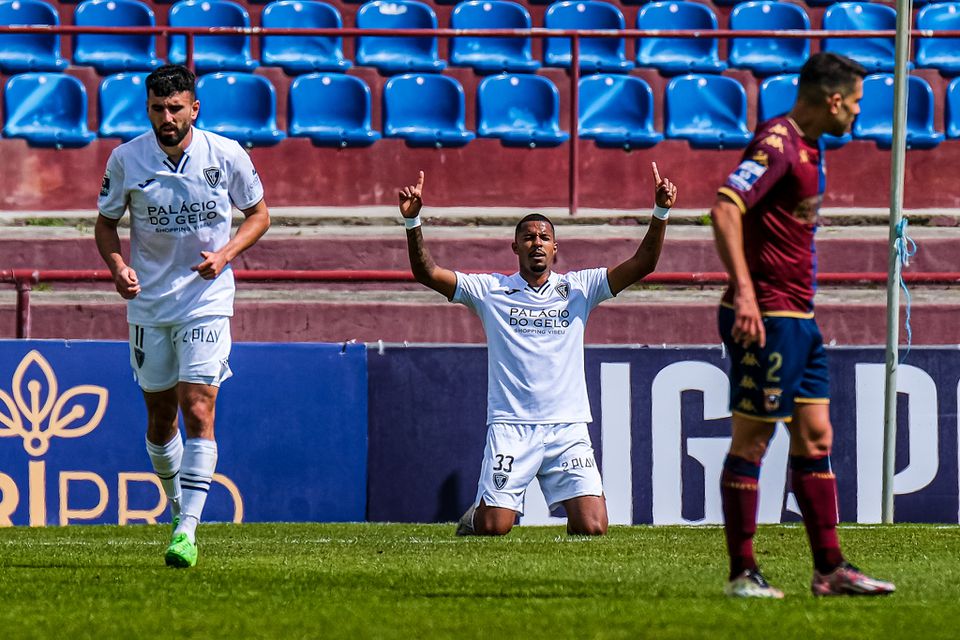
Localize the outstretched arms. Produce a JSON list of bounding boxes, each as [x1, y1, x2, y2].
[[399, 171, 458, 299], [606, 162, 677, 296]]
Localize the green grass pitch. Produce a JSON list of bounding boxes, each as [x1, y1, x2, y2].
[[1, 523, 959, 639]]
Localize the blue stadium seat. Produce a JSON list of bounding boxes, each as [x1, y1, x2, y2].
[[823, 3, 902, 73], [383, 74, 474, 147], [916, 3, 960, 75], [449, 1, 539, 74], [544, 1, 634, 73], [356, 1, 446, 74], [168, 0, 258, 74], [0, 0, 67, 73], [98, 72, 151, 140], [262, 1, 351, 74], [3, 73, 95, 147], [758, 74, 851, 148], [636, 1, 725, 75], [947, 77, 960, 138], [195, 73, 285, 146], [664, 75, 751, 149], [476, 74, 568, 147], [729, 1, 809, 76], [578, 74, 662, 149], [853, 74, 943, 149], [288, 74, 380, 147], [73, 0, 161, 74]]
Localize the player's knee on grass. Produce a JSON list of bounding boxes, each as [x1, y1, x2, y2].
[[564, 496, 608, 536], [474, 502, 516, 536]]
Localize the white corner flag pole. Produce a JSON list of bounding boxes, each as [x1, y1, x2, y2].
[[881, 0, 914, 524]]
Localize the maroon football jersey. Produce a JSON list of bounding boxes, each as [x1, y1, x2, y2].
[[718, 116, 824, 315]]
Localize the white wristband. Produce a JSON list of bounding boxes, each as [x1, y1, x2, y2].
[[652, 205, 670, 221], [404, 215, 422, 230]]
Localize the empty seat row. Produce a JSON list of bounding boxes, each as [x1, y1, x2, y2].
[[5, 71, 956, 151], [7, 0, 960, 76]]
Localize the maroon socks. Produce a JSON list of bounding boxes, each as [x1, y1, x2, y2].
[[721, 454, 761, 580], [790, 454, 844, 574]]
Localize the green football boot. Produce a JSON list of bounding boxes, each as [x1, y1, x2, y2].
[[165, 532, 198, 568]]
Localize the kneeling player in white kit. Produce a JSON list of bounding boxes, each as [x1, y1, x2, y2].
[[398, 166, 677, 535], [95, 65, 271, 566]]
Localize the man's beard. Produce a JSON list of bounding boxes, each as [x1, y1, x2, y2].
[[154, 122, 189, 146]]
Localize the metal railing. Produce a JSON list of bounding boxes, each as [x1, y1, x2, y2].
[[3, 268, 958, 338], [0, 24, 957, 215]]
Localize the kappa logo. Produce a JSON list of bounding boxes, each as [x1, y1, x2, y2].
[[203, 167, 221, 188], [493, 472, 508, 490], [556, 283, 569, 300], [134, 347, 145, 368]]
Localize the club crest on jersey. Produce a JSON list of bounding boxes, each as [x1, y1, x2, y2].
[[763, 388, 782, 413], [556, 283, 569, 300], [134, 347, 145, 368], [100, 172, 110, 197], [493, 472, 508, 490], [203, 167, 221, 188]]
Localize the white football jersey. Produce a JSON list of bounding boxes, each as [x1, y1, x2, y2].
[[98, 128, 264, 326], [453, 269, 613, 425]]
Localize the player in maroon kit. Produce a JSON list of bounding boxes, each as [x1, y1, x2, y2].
[[711, 52, 896, 598]]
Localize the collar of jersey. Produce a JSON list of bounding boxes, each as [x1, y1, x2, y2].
[[510, 271, 558, 295], [152, 126, 199, 172]]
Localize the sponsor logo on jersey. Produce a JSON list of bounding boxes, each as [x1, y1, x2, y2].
[[740, 353, 760, 367], [137, 178, 157, 189], [100, 172, 110, 197], [502, 289, 522, 296], [739, 375, 757, 390], [146, 201, 219, 230], [493, 472, 508, 490], [726, 160, 767, 192], [556, 283, 569, 300], [204, 167, 221, 188], [737, 398, 758, 413]]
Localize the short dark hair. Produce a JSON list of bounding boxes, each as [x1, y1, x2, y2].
[[514, 213, 555, 238], [797, 52, 867, 103], [145, 64, 196, 98]]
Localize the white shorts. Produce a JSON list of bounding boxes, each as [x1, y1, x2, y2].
[[129, 316, 233, 392], [474, 422, 603, 515]]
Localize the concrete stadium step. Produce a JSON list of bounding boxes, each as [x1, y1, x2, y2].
[[4, 285, 958, 345], [3, 218, 959, 273]]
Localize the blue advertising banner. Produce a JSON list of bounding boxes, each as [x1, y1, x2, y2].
[[0, 340, 368, 526], [367, 346, 960, 524]]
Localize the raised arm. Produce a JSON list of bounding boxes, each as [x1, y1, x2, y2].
[[607, 162, 676, 296], [710, 194, 764, 348], [399, 171, 457, 299]]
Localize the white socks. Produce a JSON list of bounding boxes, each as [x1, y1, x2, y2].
[[145, 434, 183, 520], [175, 438, 218, 543]]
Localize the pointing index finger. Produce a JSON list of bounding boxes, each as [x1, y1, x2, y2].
[[416, 170, 425, 192], [652, 162, 661, 185]]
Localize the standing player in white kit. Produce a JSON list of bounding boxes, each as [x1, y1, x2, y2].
[[94, 65, 271, 566], [398, 166, 676, 535]]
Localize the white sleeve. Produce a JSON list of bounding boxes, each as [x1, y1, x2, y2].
[[226, 142, 264, 211], [451, 272, 498, 314], [571, 267, 614, 311], [97, 150, 127, 220]]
